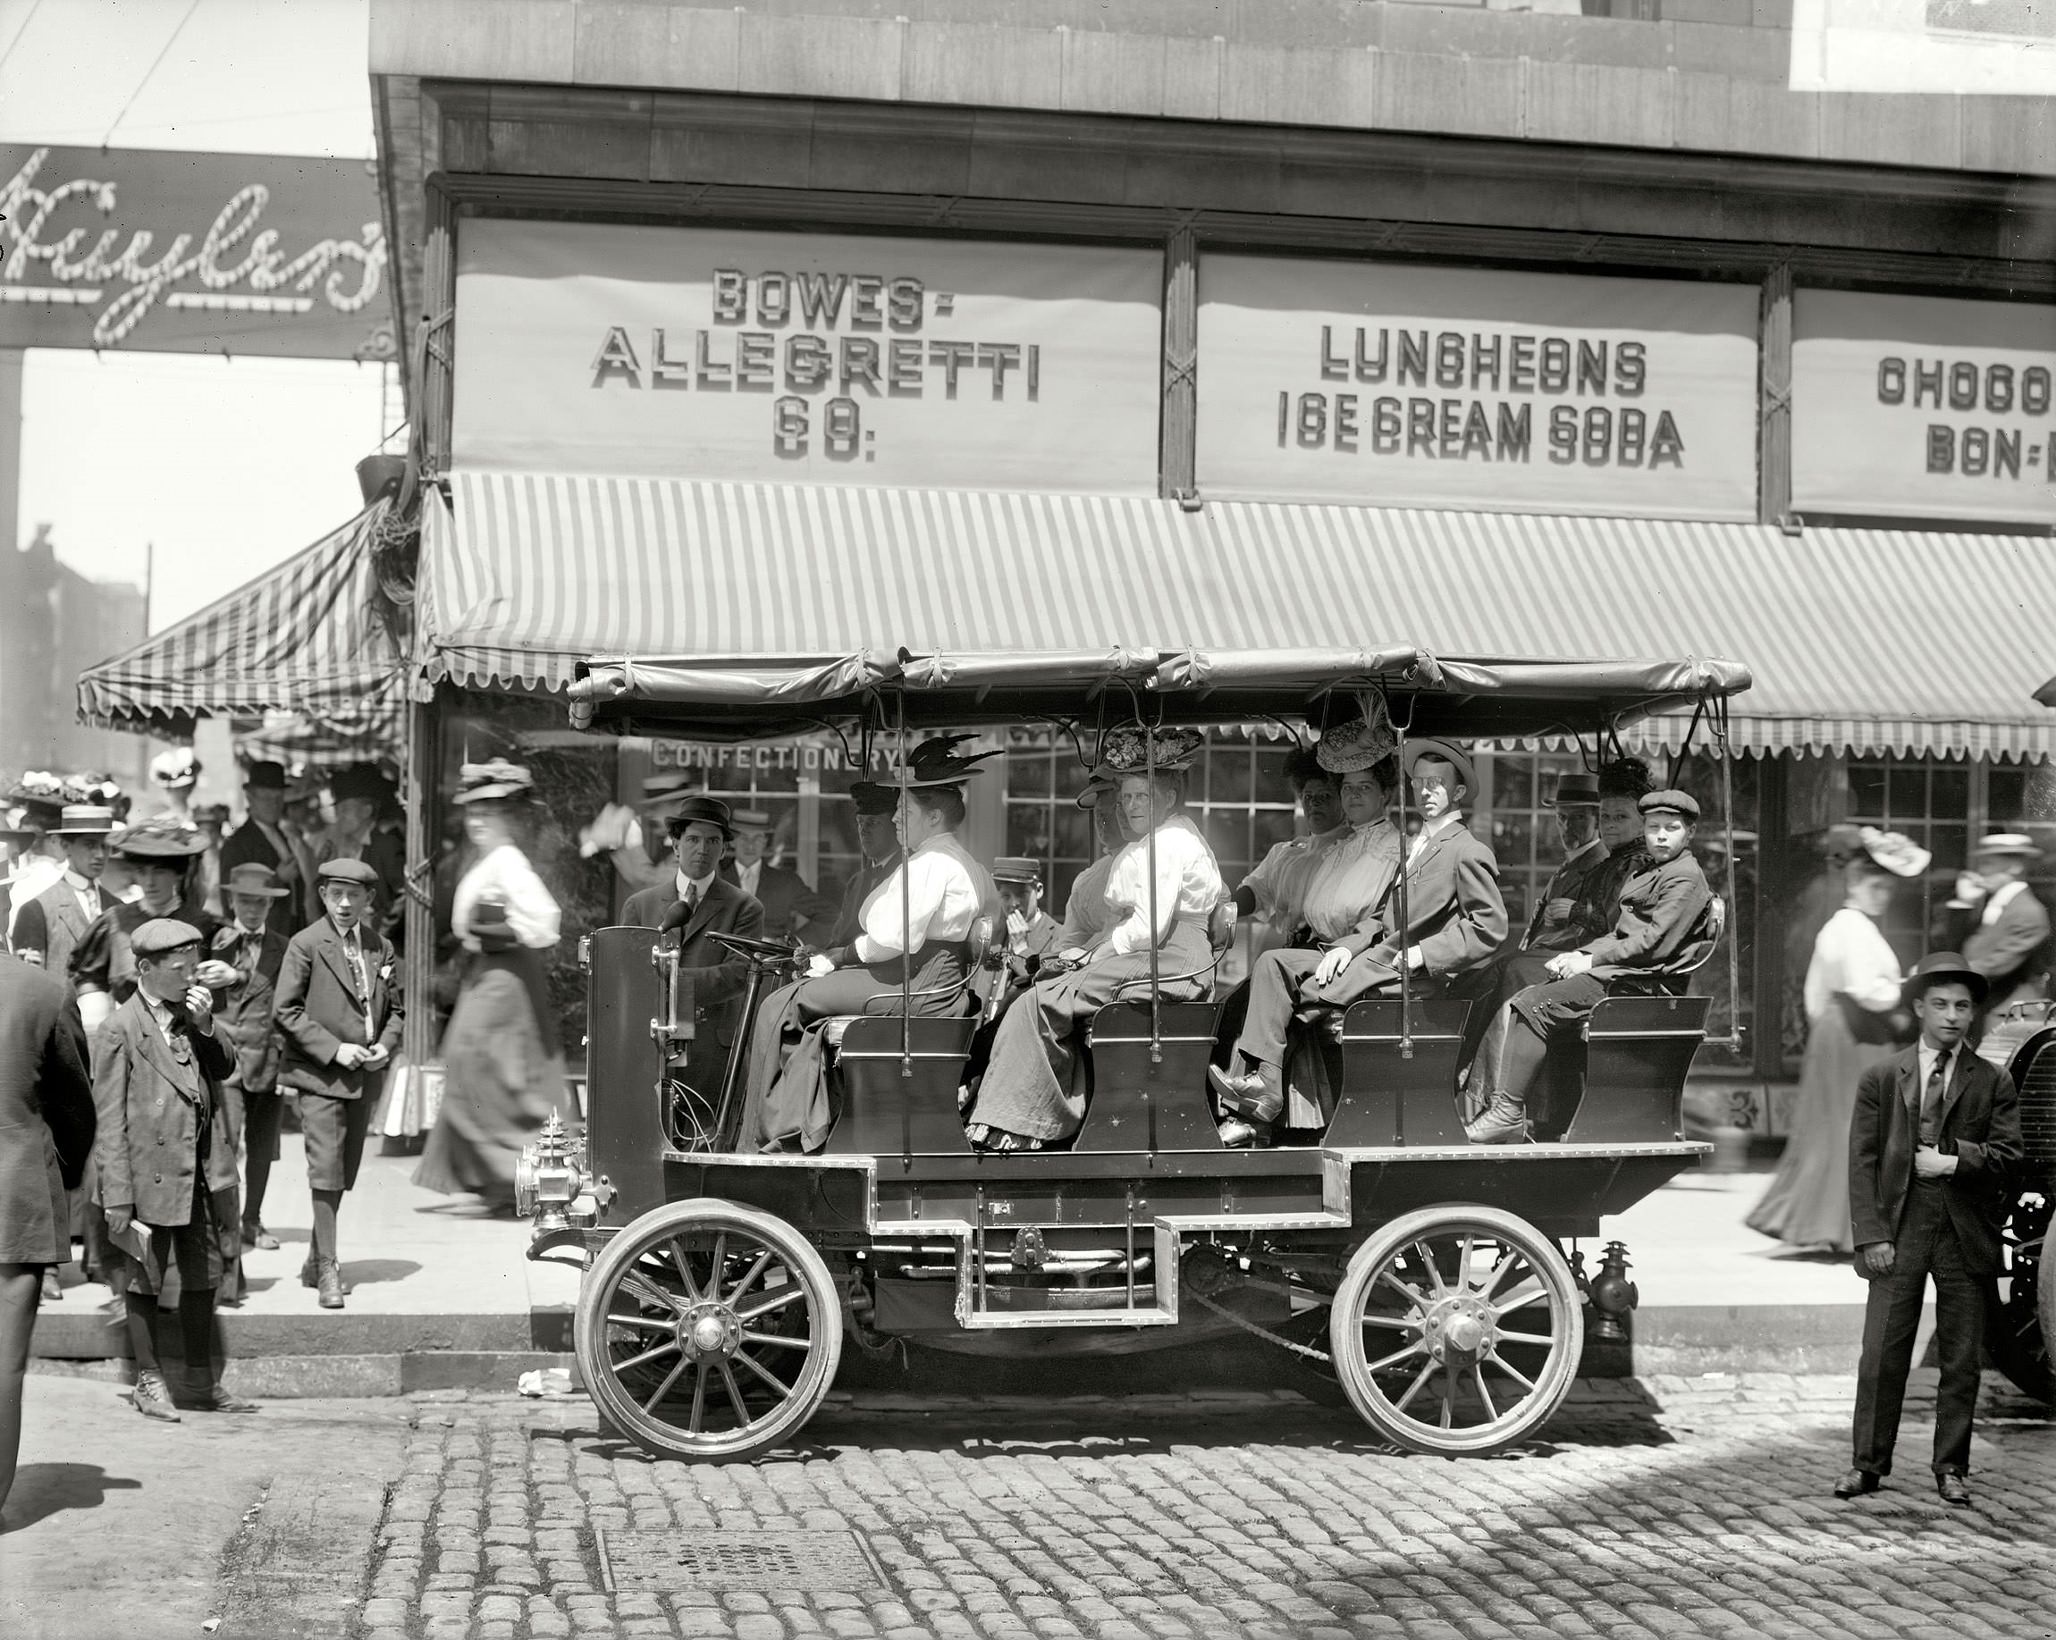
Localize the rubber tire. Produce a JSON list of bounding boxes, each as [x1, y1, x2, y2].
[[575, 1198, 843, 1463], [1330, 1203, 1583, 1456]]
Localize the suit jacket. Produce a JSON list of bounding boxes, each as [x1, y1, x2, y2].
[[1522, 843, 1614, 953], [208, 921, 290, 1091], [91, 990, 236, 1227], [0, 953, 94, 1263], [726, 861, 836, 941], [1363, 819, 1509, 980], [274, 917, 404, 1101], [622, 874, 768, 1055], [1583, 850, 1717, 982], [1849, 1042, 2022, 1274], [1962, 884, 2052, 1018], [10, 875, 104, 991]]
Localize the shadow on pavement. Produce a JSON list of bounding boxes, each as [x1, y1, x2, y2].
[[1, 1463, 142, 1532], [337, 1258, 422, 1286]]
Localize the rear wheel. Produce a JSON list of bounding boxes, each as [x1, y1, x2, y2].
[[575, 1199, 842, 1462], [1989, 1188, 2049, 1403], [1330, 1204, 1583, 1455]]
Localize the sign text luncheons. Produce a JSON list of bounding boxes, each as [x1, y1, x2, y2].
[[1196, 258, 1759, 521], [1792, 290, 2056, 526], [454, 223, 1161, 493]]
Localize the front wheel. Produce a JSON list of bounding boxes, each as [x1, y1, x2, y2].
[[575, 1198, 843, 1462], [1330, 1204, 1583, 1455]]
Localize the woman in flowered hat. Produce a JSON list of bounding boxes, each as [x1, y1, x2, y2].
[[964, 726, 1226, 1152], [415, 762, 569, 1214], [1748, 828, 1929, 1258]]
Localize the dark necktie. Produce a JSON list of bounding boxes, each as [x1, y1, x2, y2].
[[1920, 1048, 1951, 1147], [683, 883, 699, 918]]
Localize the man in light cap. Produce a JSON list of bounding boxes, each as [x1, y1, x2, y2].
[[274, 858, 403, 1307], [1468, 789, 1719, 1145], [725, 808, 835, 943], [1952, 833, 2050, 1033], [91, 917, 253, 1419]]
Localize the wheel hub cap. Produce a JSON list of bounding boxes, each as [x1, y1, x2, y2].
[[679, 1302, 740, 1359], [1424, 1296, 1495, 1365]]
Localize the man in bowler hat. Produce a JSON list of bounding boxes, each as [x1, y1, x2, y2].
[[1840, 952, 2021, 1506], [220, 760, 314, 932]]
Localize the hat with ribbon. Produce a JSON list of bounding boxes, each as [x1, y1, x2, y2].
[[992, 856, 1043, 885], [1093, 725, 1203, 779], [1855, 827, 1930, 879], [1402, 738, 1477, 794], [111, 818, 209, 860], [1074, 773, 1117, 811], [898, 734, 1003, 790], [62, 772, 122, 806], [1315, 702, 1399, 775], [454, 759, 535, 805], [1902, 950, 1988, 1007], [848, 780, 901, 817], [50, 804, 116, 837], [1975, 832, 2044, 860], [664, 796, 735, 839], [131, 918, 205, 958], [731, 808, 776, 832], [1543, 773, 1602, 808], [149, 748, 201, 790], [224, 863, 292, 899], [5, 772, 65, 831]]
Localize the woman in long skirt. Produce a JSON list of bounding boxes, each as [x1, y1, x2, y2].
[[1747, 829, 1926, 1256], [415, 762, 566, 1213]]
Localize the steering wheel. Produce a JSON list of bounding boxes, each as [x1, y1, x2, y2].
[[709, 931, 798, 963]]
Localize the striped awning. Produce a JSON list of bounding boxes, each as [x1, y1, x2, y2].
[[423, 471, 2056, 762], [77, 501, 409, 742]]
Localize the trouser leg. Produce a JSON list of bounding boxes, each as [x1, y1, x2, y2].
[[1851, 1254, 1931, 1477], [0, 1264, 39, 1513], [311, 1189, 342, 1262], [1927, 1218, 1984, 1476], [243, 1088, 284, 1227], [178, 1290, 218, 1394], [1231, 949, 1321, 1079]]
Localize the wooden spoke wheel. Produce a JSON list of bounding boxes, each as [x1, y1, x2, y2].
[[575, 1199, 842, 1462], [1330, 1205, 1583, 1456], [1989, 1187, 2050, 1403]]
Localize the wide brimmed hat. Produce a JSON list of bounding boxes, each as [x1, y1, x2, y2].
[[111, 818, 208, 860], [62, 772, 122, 806], [330, 762, 393, 804], [1903, 951, 1988, 1007], [1316, 702, 1398, 775], [1975, 832, 2044, 860], [847, 781, 901, 818], [242, 760, 288, 791], [224, 863, 291, 899], [1094, 725, 1203, 780], [1820, 824, 1866, 863], [50, 804, 116, 836], [1074, 774, 1116, 811], [1543, 774, 1602, 808], [149, 748, 201, 790], [454, 759, 534, 805], [992, 856, 1042, 885], [131, 918, 205, 958], [731, 808, 776, 831], [1638, 789, 1701, 822], [5, 772, 64, 831], [636, 772, 695, 812], [193, 802, 231, 825], [665, 796, 734, 838], [900, 734, 1002, 790], [1402, 738, 1476, 793], [1855, 827, 1930, 879]]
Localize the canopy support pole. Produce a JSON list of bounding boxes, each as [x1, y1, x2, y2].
[[400, 685, 439, 1113], [1387, 691, 1413, 1062], [897, 693, 912, 1081], [1147, 729, 1162, 1066]]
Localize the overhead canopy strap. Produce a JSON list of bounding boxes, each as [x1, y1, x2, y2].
[[424, 471, 2056, 760], [77, 500, 409, 743]]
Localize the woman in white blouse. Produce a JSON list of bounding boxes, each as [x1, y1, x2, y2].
[[415, 761, 568, 1213], [739, 740, 1000, 1154], [966, 729, 1226, 1152], [1748, 828, 1927, 1256]]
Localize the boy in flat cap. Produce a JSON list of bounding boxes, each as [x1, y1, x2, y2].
[[274, 859, 403, 1307], [1467, 790, 1720, 1145], [91, 919, 253, 1419]]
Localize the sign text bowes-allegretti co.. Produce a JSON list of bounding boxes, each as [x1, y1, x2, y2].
[[0, 146, 385, 352]]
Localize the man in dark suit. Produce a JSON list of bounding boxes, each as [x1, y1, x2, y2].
[[274, 859, 403, 1309], [92, 919, 253, 1420], [727, 808, 835, 942], [1840, 952, 2022, 1506], [219, 761, 314, 933], [1954, 833, 2051, 1032], [0, 950, 93, 1509], [623, 797, 767, 1117], [1467, 789, 1718, 1145], [209, 864, 294, 1270], [823, 782, 904, 950]]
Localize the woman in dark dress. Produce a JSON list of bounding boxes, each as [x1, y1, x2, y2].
[[414, 763, 567, 1213]]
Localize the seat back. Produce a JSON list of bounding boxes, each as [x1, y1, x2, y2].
[[826, 1014, 978, 1156], [1560, 994, 1710, 1144], [1076, 1000, 1226, 1151], [1325, 999, 1472, 1147]]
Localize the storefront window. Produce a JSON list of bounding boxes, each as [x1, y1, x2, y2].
[[1847, 755, 1975, 965]]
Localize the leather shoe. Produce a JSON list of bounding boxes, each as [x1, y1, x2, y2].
[[242, 1221, 280, 1251], [177, 1377, 258, 1414], [1833, 1468, 1881, 1499], [130, 1369, 182, 1423], [317, 1258, 347, 1310], [41, 1267, 63, 1302], [1937, 1472, 1970, 1507], [302, 1254, 352, 1296], [1207, 1063, 1276, 1118], [1217, 1116, 1274, 1149], [1465, 1092, 1532, 1145]]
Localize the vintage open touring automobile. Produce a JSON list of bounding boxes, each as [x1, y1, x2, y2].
[[518, 642, 1761, 1463]]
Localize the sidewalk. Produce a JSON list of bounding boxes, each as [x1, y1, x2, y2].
[[30, 1140, 1880, 1387]]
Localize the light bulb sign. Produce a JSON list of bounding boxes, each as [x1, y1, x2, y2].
[[450, 220, 1163, 494], [0, 145, 389, 360]]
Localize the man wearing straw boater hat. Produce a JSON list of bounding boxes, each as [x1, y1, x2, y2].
[[1839, 951, 2021, 1508], [1953, 832, 2050, 1032], [739, 737, 999, 1154], [725, 807, 837, 944]]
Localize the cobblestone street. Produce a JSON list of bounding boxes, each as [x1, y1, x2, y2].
[[203, 1373, 2056, 1640]]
